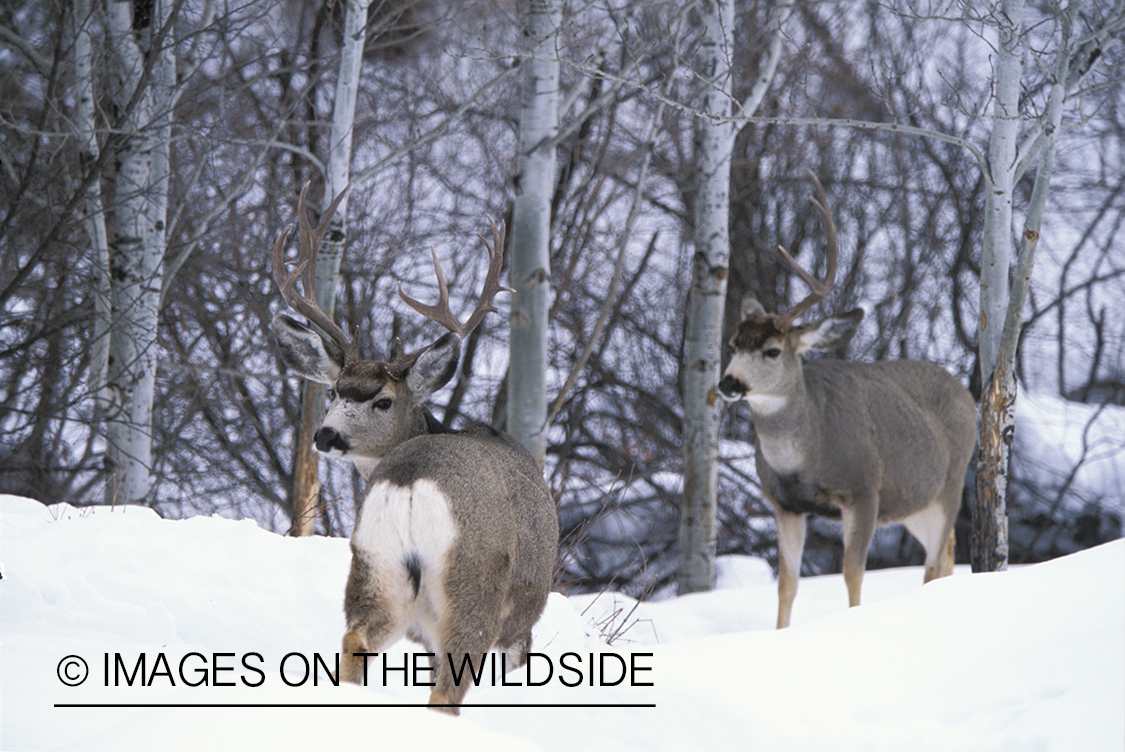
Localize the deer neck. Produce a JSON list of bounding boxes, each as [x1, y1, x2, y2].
[[748, 379, 815, 477], [352, 457, 381, 480], [351, 407, 454, 482], [419, 408, 452, 437]]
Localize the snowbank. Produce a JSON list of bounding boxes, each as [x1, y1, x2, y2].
[[1, 495, 1121, 751]]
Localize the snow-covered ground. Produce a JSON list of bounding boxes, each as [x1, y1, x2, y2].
[[1011, 393, 1125, 554], [1, 494, 1122, 751]]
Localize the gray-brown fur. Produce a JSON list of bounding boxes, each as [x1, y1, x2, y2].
[[340, 432, 555, 711], [718, 175, 975, 628], [269, 208, 556, 714], [719, 299, 976, 629]]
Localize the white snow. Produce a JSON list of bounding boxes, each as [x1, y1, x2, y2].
[[1014, 391, 1125, 512], [2, 494, 1122, 751]]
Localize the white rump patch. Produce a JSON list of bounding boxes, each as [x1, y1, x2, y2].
[[353, 479, 458, 573], [352, 479, 458, 651]]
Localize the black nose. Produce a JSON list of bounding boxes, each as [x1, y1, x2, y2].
[[314, 426, 350, 454], [717, 374, 747, 400]]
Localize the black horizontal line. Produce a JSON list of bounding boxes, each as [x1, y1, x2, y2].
[[54, 703, 656, 709]]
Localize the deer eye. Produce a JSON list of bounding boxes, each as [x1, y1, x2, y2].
[[373, 398, 393, 411], [763, 348, 782, 359]]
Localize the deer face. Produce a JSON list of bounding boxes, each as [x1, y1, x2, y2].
[[270, 183, 507, 472], [718, 306, 799, 413], [316, 361, 414, 461], [718, 171, 848, 413], [718, 297, 864, 413], [272, 314, 460, 463]]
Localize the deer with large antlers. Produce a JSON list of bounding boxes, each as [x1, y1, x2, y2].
[[717, 172, 976, 629], [270, 184, 558, 713]]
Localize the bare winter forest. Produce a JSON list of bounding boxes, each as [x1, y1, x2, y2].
[[2, 0, 1122, 595]]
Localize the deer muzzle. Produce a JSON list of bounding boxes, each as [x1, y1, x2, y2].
[[717, 373, 748, 401], [315, 426, 351, 455]]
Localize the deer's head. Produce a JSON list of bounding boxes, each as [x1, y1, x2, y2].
[[717, 171, 862, 413], [270, 183, 509, 467]]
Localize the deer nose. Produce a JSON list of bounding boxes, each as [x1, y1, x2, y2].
[[315, 426, 350, 454], [717, 373, 747, 400]]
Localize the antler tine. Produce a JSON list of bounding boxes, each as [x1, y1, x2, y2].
[[397, 247, 465, 336], [272, 182, 358, 362], [461, 215, 512, 336], [776, 170, 839, 329], [398, 215, 513, 339]]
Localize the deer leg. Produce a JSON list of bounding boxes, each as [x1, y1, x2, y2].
[[774, 510, 807, 629], [495, 581, 547, 670], [902, 502, 956, 583], [840, 503, 877, 608], [429, 617, 501, 715], [935, 528, 955, 580], [498, 631, 532, 672], [341, 617, 404, 685], [932, 474, 963, 581], [340, 556, 403, 685], [428, 554, 508, 715]]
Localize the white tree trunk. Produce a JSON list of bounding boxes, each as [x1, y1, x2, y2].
[[75, 0, 111, 415], [148, 0, 175, 269], [679, 0, 735, 595], [508, 0, 560, 464], [313, 0, 367, 306], [102, 0, 171, 505], [291, 0, 370, 535], [973, 0, 1026, 572], [978, 0, 1025, 387], [973, 0, 1112, 572]]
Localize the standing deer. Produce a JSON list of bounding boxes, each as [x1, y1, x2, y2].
[[717, 172, 976, 629], [269, 185, 558, 713]]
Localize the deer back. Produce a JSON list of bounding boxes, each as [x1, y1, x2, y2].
[[269, 185, 558, 711], [750, 355, 976, 520], [362, 426, 557, 596], [717, 171, 975, 519]]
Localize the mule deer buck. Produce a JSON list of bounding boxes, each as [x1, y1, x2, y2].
[[717, 172, 976, 629], [270, 185, 558, 713]]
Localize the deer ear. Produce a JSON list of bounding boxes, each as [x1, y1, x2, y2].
[[740, 295, 767, 320], [794, 308, 864, 355], [271, 314, 344, 384], [405, 332, 461, 404]]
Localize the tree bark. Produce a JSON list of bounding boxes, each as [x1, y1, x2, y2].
[[75, 0, 111, 418], [508, 0, 560, 464], [292, 391, 324, 535], [974, 371, 1013, 571], [102, 0, 171, 505], [678, 0, 735, 595], [291, 0, 369, 535], [974, 0, 1097, 572], [972, 0, 1025, 570]]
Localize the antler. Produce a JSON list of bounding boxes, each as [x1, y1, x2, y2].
[[271, 182, 360, 364], [775, 170, 839, 330], [398, 215, 512, 339]]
